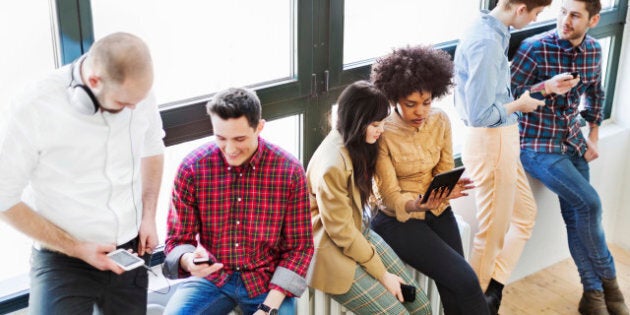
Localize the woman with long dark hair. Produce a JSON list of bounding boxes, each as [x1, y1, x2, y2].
[[306, 80, 431, 314]]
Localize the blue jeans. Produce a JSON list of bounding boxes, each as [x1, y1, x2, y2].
[[520, 149, 616, 291], [164, 273, 295, 315]]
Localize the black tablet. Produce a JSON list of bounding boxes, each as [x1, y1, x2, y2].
[[420, 166, 466, 203]]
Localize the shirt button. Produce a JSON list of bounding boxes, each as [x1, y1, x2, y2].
[[237, 197, 242, 202], [227, 167, 232, 171], [235, 243, 239, 247], [236, 267, 241, 271], [236, 221, 240, 225], [239, 173, 243, 177]]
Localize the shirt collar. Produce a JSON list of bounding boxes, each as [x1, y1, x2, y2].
[[71, 54, 88, 85], [481, 11, 510, 43], [390, 110, 421, 132], [553, 30, 585, 53], [223, 136, 265, 172]]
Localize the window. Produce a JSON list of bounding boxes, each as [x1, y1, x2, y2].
[[91, 0, 297, 106], [0, 0, 56, 289], [343, 0, 480, 66], [536, 0, 616, 23]]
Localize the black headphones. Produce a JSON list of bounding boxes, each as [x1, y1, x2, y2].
[[67, 58, 101, 115]]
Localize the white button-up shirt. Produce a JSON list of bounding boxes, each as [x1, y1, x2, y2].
[[0, 63, 165, 246]]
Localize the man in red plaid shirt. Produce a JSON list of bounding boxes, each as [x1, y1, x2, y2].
[[162, 87, 314, 315]]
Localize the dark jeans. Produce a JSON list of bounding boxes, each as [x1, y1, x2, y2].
[[372, 208, 489, 315], [520, 149, 615, 291], [28, 239, 148, 315]]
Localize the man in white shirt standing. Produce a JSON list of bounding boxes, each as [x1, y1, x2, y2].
[[0, 32, 164, 314]]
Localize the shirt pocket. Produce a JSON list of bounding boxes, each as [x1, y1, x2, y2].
[[390, 146, 438, 178]]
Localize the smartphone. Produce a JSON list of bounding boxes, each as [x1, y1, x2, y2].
[[400, 283, 416, 302], [193, 257, 215, 265], [571, 71, 579, 78], [529, 91, 545, 100], [420, 166, 466, 204], [107, 249, 145, 271]]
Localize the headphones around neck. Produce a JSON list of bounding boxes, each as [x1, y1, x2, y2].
[[67, 59, 101, 115]]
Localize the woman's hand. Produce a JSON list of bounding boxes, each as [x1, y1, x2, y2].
[[448, 177, 475, 200], [379, 271, 405, 302]]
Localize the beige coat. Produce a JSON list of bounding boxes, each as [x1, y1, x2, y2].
[[375, 109, 455, 222], [305, 130, 386, 294]]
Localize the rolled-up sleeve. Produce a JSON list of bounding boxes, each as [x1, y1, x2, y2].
[[140, 93, 165, 158], [269, 165, 314, 297], [163, 160, 199, 278]]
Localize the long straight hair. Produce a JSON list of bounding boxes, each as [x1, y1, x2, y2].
[[336, 81, 390, 207]]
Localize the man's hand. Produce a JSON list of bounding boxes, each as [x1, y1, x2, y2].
[[516, 91, 546, 113], [545, 73, 580, 95], [181, 250, 223, 278], [379, 271, 405, 302], [137, 217, 158, 256], [584, 138, 600, 162], [72, 242, 125, 274]]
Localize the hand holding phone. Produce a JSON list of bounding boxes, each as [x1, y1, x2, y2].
[[193, 257, 215, 266], [570, 71, 579, 79], [107, 249, 145, 271]]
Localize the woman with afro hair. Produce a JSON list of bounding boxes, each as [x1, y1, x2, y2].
[[370, 45, 489, 315]]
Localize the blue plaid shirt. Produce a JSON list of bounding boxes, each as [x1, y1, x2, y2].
[[511, 30, 605, 155]]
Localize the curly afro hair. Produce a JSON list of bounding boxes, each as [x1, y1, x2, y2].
[[370, 45, 454, 103]]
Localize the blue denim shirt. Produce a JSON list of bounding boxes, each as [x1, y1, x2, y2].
[[454, 12, 519, 127]]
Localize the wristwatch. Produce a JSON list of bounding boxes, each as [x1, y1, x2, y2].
[[257, 303, 278, 315]]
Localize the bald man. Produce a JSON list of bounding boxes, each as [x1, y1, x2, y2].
[[0, 32, 165, 314]]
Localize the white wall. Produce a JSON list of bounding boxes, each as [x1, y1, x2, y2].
[[453, 6, 630, 283], [610, 6, 630, 250]]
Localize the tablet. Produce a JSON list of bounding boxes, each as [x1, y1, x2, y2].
[[420, 166, 465, 204]]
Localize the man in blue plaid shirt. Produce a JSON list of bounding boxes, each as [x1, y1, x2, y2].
[[511, 0, 628, 314]]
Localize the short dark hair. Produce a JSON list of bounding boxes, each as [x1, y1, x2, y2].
[[206, 87, 261, 129], [504, 0, 552, 11], [336, 80, 390, 207], [575, 0, 602, 17], [370, 45, 454, 103]]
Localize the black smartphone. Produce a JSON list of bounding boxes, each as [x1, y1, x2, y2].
[[571, 71, 579, 78], [530, 91, 545, 100], [193, 257, 215, 265], [401, 284, 416, 302]]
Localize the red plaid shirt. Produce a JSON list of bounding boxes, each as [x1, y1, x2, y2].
[[165, 137, 313, 297]]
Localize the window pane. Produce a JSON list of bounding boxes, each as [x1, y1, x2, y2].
[[599, 37, 611, 86], [343, 0, 481, 65], [0, 0, 56, 284], [536, 0, 615, 23], [156, 115, 303, 242], [91, 0, 296, 105]]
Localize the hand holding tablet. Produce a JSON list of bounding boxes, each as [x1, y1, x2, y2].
[[419, 166, 467, 204]]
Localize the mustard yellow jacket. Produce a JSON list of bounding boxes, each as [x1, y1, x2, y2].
[[305, 130, 386, 294]]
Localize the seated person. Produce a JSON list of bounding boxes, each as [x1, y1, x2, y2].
[[306, 81, 431, 315], [162, 87, 314, 315], [370, 45, 489, 315]]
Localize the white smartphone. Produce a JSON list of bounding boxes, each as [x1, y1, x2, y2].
[[107, 249, 145, 271]]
